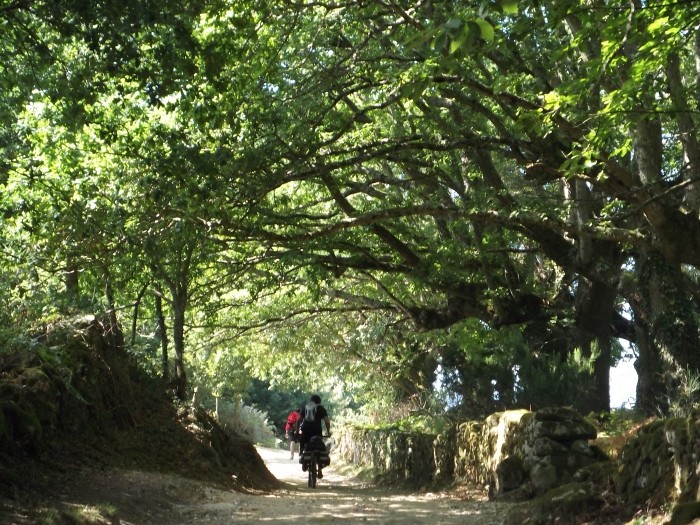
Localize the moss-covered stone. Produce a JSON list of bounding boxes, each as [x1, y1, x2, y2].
[[529, 436, 569, 456], [0, 399, 43, 452], [334, 426, 438, 488], [669, 501, 700, 525], [491, 455, 525, 498], [504, 482, 605, 525], [530, 419, 597, 441], [573, 460, 618, 490], [616, 416, 700, 507], [530, 459, 560, 493], [534, 406, 590, 422], [433, 427, 456, 485], [534, 481, 604, 514], [570, 439, 596, 457]]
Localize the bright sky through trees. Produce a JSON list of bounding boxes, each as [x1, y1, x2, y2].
[[610, 358, 637, 409]]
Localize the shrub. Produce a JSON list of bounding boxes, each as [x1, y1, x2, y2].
[[216, 399, 276, 446]]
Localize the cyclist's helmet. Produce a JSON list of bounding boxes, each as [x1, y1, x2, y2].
[[311, 394, 321, 404]]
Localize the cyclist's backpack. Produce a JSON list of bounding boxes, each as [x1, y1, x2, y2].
[[303, 401, 318, 423]]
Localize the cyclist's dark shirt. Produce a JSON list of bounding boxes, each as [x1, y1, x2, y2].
[[299, 403, 328, 436]]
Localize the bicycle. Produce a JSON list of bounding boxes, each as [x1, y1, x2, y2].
[[306, 448, 321, 488], [300, 435, 332, 488]]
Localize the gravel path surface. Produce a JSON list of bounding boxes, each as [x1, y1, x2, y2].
[[5, 446, 515, 524]]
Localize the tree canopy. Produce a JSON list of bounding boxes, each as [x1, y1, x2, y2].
[[2, 0, 700, 419]]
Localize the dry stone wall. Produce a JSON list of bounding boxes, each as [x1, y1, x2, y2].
[[453, 407, 607, 498], [335, 407, 608, 497], [616, 417, 700, 506], [334, 426, 438, 487], [335, 411, 700, 518], [453, 410, 533, 490]]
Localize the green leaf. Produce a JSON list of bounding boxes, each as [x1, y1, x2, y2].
[[647, 17, 669, 33], [432, 30, 449, 51], [450, 25, 470, 54], [476, 18, 494, 42], [500, 0, 518, 15]]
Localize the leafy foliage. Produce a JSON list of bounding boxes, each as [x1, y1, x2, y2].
[[665, 368, 700, 418], [216, 399, 276, 447], [3, 0, 700, 423]]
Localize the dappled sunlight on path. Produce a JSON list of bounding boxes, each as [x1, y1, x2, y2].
[[254, 446, 511, 524], [34, 446, 512, 524]]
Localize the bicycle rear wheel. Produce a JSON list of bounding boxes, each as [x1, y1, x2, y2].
[[308, 453, 317, 488]]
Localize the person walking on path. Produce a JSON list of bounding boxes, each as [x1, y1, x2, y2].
[[285, 409, 301, 460]]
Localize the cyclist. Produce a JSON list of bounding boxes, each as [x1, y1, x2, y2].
[[296, 394, 331, 478]]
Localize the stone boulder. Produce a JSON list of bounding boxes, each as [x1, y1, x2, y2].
[[503, 481, 606, 525], [520, 407, 603, 495]]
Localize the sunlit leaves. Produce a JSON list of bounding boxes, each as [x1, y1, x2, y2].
[[4, 0, 700, 415], [499, 0, 518, 15]]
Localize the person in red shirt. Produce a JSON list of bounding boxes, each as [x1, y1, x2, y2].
[[285, 409, 301, 460]]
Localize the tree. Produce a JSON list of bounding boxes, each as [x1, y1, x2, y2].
[[4, 0, 700, 418], [208, 0, 700, 414]]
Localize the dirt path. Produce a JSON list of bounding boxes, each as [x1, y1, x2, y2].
[[171, 446, 513, 524], [6, 447, 514, 524]]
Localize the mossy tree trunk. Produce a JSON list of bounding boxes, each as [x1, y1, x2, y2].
[[632, 312, 662, 415], [634, 249, 700, 414], [103, 265, 124, 352], [567, 175, 623, 414], [170, 289, 188, 400], [575, 277, 620, 413], [154, 284, 169, 383], [65, 256, 80, 308], [148, 234, 198, 400], [130, 281, 150, 345]]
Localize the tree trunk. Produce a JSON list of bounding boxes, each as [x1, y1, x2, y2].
[[591, 339, 611, 413], [154, 285, 169, 382], [65, 256, 80, 308], [130, 281, 150, 345], [103, 266, 124, 352], [567, 176, 620, 413], [667, 51, 700, 211], [631, 310, 663, 415], [580, 282, 617, 412], [634, 248, 700, 414], [171, 291, 188, 400]]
